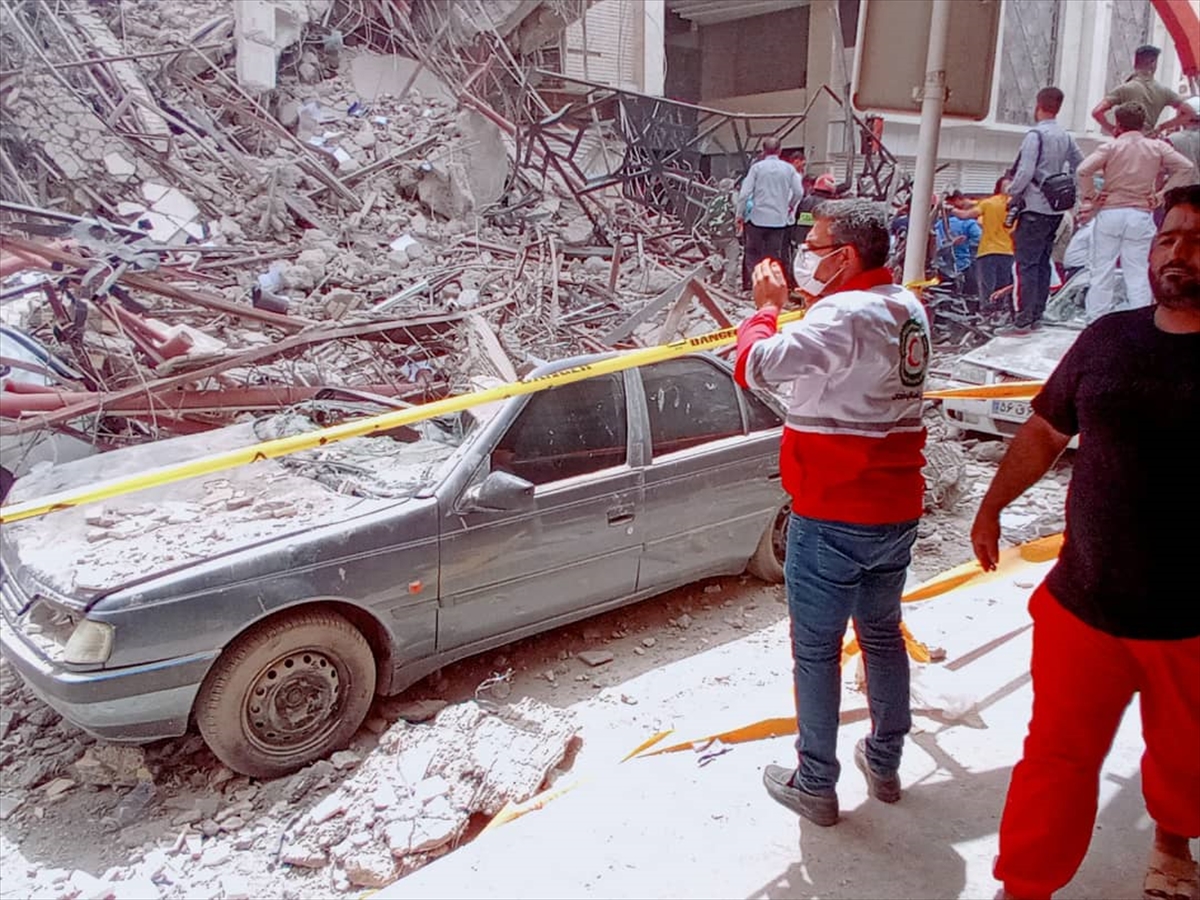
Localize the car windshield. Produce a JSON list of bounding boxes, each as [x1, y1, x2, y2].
[[253, 409, 474, 499]]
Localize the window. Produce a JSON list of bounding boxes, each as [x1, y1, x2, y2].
[[492, 374, 627, 486], [1105, 0, 1153, 94], [641, 358, 744, 457], [744, 388, 783, 433], [995, 0, 1060, 125]]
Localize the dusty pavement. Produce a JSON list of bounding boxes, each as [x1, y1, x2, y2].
[[375, 557, 1188, 900], [0, 414, 1080, 900]]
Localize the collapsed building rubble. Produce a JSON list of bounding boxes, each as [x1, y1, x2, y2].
[[0, 0, 912, 474], [0, 655, 580, 897], [276, 697, 578, 889]]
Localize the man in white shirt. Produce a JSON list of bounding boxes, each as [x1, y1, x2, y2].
[[737, 136, 805, 291]]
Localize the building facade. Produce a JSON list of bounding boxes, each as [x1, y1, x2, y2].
[[549, 0, 1192, 194]]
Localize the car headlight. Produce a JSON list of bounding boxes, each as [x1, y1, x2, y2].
[[63, 620, 114, 665], [949, 361, 990, 385]]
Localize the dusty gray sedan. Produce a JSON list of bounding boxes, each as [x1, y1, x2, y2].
[[0, 352, 789, 777]]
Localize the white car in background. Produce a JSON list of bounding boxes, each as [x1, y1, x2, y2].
[[940, 271, 1115, 442], [0, 326, 96, 499]]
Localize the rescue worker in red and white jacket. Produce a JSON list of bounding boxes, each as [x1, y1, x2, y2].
[[735, 198, 930, 828]]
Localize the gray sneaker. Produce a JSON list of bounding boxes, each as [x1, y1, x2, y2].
[[854, 739, 901, 803], [762, 764, 839, 826]]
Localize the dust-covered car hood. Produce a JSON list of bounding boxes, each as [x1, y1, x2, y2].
[[955, 325, 1082, 381], [2, 414, 465, 599]]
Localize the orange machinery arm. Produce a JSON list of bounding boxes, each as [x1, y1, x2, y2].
[[1150, 0, 1199, 83]]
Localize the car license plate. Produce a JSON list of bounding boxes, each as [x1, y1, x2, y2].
[[991, 398, 1032, 421]]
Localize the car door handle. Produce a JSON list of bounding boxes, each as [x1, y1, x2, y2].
[[767, 471, 781, 481], [607, 506, 635, 526]]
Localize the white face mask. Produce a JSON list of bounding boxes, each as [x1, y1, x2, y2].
[[793, 246, 843, 298]]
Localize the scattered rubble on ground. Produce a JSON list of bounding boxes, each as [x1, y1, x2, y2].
[[0, 662, 577, 898], [0, 1, 1075, 897], [0, 432, 1069, 897], [0, 0, 765, 462], [277, 698, 577, 890]]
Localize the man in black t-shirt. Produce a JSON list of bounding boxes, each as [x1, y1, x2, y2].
[[971, 185, 1200, 900]]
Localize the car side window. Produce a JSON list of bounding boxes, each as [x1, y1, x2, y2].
[[492, 374, 627, 485], [744, 388, 783, 432], [640, 358, 744, 457]]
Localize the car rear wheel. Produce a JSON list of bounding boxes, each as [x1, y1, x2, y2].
[[747, 501, 790, 584], [195, 609, 375, 778]]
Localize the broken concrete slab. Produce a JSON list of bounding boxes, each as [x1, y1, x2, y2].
[[455, 109, 508, 212], [72, 745, 151, 787], [349, 53, 455, 104], [233, 0, 313, 93], [103, 152, 138, 180], [345, 848, 399, 888], [577, 650, 614, 668], [416, 160, 475, 220], [274, 698, 577, 888], [0, 794, 24, 821]]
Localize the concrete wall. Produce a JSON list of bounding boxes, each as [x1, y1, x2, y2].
[[812, 0, 1189, 194], [695, 6, 809, 101], [233, 0, 317, 93], [561, 0, 666, 94], [604, 0, 1192, 191]]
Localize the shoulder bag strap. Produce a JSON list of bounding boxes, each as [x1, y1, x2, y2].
[[1029, 129, 1045, 187]]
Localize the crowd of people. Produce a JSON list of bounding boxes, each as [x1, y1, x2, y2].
[[734, 43, 1199, 340], [730, 41, 1200, 900]]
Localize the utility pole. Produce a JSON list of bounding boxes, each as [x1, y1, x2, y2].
[[902, 0, 952, 287]]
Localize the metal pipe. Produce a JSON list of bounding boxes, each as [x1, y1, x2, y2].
[[902, 0, 952, 287]]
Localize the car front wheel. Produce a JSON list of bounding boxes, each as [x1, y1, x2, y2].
[[747, 501, 790, 584], [195, 608, 375, 778]]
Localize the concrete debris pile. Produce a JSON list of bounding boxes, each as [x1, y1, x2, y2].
[[0, 671, 577, 898], [0, 0, 743, 462], [278, 698, 578, 889]]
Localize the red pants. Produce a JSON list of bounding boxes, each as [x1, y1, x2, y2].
[[995, 584, 1200, 899]]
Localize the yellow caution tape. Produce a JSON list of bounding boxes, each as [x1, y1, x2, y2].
[[637, 717, 798, 757], [923, 380, 1042, 400], [0, 301, 1045, 525], [481, 729, 674, 834], [628, 532, 1065, 760], [899, 532, 1063, 603], [0, 313, 795, 524]]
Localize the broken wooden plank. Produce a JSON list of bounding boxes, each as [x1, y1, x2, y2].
[[600, 265, 704, 344], [689, 278, 734, 329], [465, 315, 518, 383], [656, 280, 698, 344]]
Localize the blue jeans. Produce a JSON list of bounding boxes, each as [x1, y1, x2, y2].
[[784, 512, 918, 796], [1012, 212, 1062, 327]]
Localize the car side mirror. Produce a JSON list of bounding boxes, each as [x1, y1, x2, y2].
[[462, 470, 536, 512]]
